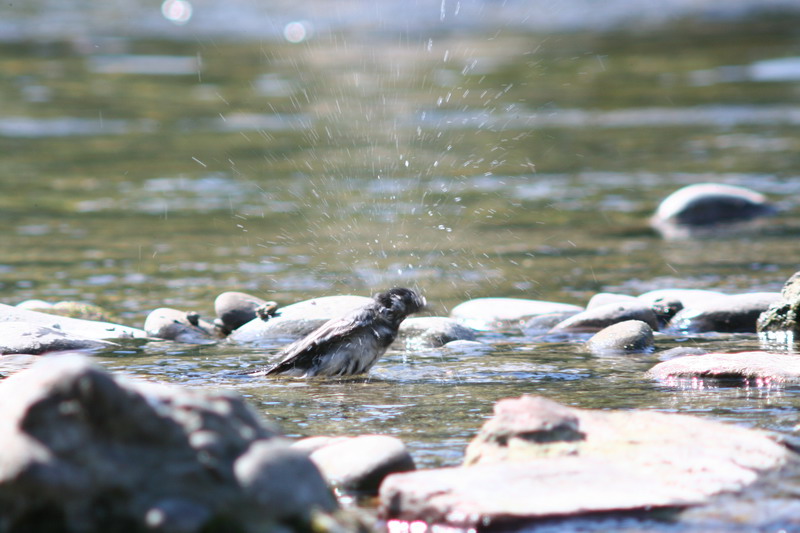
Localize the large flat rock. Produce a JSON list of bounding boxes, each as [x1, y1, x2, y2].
[[379, 395, 791, 528], [0, 302, 146, 340], [647, 351, 800, 384]]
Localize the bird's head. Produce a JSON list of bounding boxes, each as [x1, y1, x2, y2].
[[375, 287, 426, 318]]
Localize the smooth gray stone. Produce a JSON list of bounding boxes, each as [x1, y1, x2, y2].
[[650, 183, 776, 239], [235, 440, 337, 520], [214, 291, 270, 332], [310, 435, 415, 495], [230, 295, 372, 345], [0, 354, 339, 532], [380, 395, 790, 527], [397, 317, 477, 348], [0, 322, 112, 355], [647, 351, 800, 384], [550, 301, 658, 334], [668, 292, 780, 333], [585, 320, 654, 354], [144, 307, 217, 344], [450, 298, 583, 331], [0, 302, 146, 340]]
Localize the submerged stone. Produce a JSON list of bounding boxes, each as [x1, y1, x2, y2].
[[379, 395, 791, 528], [585, 320, 655, 354], [647, 351, 800, 385], [450, 298, 583, 331], [650, 183, 776, 239]]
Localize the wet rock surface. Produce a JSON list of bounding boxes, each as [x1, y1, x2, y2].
[[550, 301, 658, 333], [585, 320, 654, 354], [397, 317, 477, 348], [0, 354, 339, 533], [229, 295, 372, 345], [144, 307, 218, 343], [667, 292, 779, 333], [214, 291, 274, 333], [450, 298, 583, 330], [757, 271, 800, 339], [647, 351, 800, 384], [0, 302, 147, 341], [379, 395, 792, 528], [0, 322, 112, 355], [308, 435, 415, 495], [650, 183, 776, 239]]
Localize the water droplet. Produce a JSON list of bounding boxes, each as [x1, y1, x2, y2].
[[161, 0, 192, 25]]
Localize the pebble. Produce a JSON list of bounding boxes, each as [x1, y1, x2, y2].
[[667, 292, 780, 333]]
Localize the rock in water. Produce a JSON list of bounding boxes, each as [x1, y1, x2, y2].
[[450, 298, 583, 331], [757, 271, 800, 343], [647, 351, 800, 385], [585, 320, 655, 354], [650, 183, 776, 239], [0, 354, 338, 532], [379, 395, 791, 528]]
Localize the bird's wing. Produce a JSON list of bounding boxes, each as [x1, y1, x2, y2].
[[265, 306, 375, 375]]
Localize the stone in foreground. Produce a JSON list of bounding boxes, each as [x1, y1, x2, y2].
[[0, 354, 338, 532], [647, 351, 800, 385], [379, 395, 790, 528]]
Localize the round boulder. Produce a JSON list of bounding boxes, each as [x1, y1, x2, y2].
[[650, 183, 776, 239], [309, 435, 415, 495], [585, 320, 655, 355], [757, 271, 800, 340]]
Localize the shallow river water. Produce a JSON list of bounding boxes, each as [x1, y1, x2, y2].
[[2, 1, 800, 530]]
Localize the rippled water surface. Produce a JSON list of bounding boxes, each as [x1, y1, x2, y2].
[[2, 1, 800, 529]]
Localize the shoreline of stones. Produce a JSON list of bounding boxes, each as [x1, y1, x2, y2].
[[0, 182, 797, 530]]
